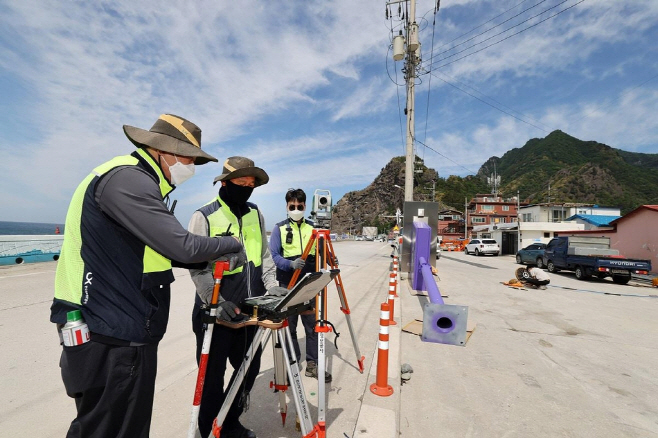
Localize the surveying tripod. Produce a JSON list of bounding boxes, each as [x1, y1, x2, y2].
[[286, 228, 366, 436], [200, 316, 317, 438], [204, 229, 364, 438]]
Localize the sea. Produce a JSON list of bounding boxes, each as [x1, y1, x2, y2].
[[0, 221, 65, 235]]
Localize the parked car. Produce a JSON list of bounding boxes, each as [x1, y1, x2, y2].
[[355, 235, 365, 241], [516, 243, 547, 266], [436, 247, 442, 260], [465, 239, 500, 256]]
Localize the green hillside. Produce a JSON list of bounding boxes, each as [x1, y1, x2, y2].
[[330, 130, 657, 233], [478, 130, 658, 213]]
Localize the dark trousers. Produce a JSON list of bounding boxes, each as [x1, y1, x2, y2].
[[526, 278, 550, 286], [193, 316, 262, 437], [287, 313, 318, 363], [60, 341, 158, 438]]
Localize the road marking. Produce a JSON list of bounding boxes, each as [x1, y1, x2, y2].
[[0, 270, 56, 279], [441, 255, 498, 269]]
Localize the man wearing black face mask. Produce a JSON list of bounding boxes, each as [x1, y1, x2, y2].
[[187, 156, 283, 438]]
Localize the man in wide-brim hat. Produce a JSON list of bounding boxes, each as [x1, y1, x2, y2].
[[212, 156, 269, 186], [51, 114, 244, 438], [188, 156, 285, 438], [124, 113, 218, 186]]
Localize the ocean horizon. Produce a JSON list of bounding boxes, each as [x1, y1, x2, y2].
[[0, 221, 65, 236]]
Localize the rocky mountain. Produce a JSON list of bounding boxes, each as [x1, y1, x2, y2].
[[330, 130, 658, 234], [330, 157, 488, 234]]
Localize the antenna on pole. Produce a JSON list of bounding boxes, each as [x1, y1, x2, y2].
[[486, 163, 501, 197]]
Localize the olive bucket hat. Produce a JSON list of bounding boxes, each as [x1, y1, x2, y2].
[[213, 156, 269, 187], [123, 114, 218, 165]]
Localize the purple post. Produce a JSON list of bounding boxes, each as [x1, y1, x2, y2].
[[419, 257, 444, 305], [411, 222, 431, 290]]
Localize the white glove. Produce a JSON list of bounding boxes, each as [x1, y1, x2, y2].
[[290, 258, 305, 270], [216, 248, 247, 271], [267, 286, 289, 297]]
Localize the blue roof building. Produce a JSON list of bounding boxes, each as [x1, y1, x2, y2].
[[564, 214, 620, 229]]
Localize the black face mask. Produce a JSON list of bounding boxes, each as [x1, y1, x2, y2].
[[221, 180, 254, 207]]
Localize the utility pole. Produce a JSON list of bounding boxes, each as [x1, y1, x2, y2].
[[389, 0, 420, 202], [464, 197, 468, 239], [516, 190, 520, 251]]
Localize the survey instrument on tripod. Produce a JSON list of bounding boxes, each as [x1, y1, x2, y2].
[[206, 271, 337, 437], [188, 261, 230, 438], [285, 229, 365, 437], [288, 229, 365, 373]]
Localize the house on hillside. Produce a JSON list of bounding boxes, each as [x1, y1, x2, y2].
[[556, 205, 658, 274]]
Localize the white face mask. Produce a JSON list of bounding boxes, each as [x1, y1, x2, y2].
[[288, 209, 304, 222], [167, 155, 195, 186]]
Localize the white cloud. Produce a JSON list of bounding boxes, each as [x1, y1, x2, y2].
[[1, 0, 656, 224]]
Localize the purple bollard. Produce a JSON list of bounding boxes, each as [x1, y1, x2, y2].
[[411, 222, 432, 291]]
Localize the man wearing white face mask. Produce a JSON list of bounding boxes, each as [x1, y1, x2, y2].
[[269, 188, 332, 383], [51, 114, 245, 438]]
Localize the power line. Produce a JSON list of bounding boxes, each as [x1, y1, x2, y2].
[[414, 138, 479, 175], [426, 0, 585, 71], [422, 2, 441, 161], [387, 17, 407, 156], [424, 0, 551, 62], [396, 64, 406, 157], [428, 70, 551, 133], [430, 0, 533, 54]]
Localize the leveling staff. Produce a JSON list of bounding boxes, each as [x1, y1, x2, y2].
[[51, 115, 245, 438]]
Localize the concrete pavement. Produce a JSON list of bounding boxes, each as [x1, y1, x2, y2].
[[2, 243, 657, 437], [0, 240, 394, 437], [397, 251, 658, 438]]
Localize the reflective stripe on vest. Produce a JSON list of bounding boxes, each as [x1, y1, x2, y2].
[[280, 220, 316, 259], [205, 199, 262, 275], [54, 150, 173, 304]]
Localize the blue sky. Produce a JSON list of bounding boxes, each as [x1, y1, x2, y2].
[[1, 0, 657, 229]]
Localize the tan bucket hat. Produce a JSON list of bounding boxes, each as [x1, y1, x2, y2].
[[123, 114, 218, 165], [213, 156, 269, 187]]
